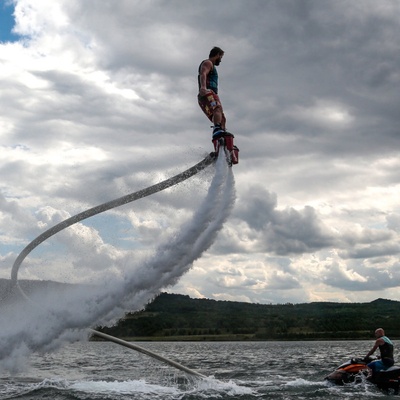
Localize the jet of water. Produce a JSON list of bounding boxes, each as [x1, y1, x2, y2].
[[0, 153, 235, 372]]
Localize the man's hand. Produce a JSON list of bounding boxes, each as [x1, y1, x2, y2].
[[199, 88, 212, 97]]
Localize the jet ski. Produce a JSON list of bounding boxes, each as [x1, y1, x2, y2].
[[326, 357, 400, 393], [369, 364, 400, 393], [325, 357, 369, 384]]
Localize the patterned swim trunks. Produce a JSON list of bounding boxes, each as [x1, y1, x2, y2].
[[198, 91, 222, 122]]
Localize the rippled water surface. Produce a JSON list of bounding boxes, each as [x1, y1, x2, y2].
[[0, 340, 395, 399]]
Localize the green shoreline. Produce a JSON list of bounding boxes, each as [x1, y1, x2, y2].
[[91, 334, 261, 342], [94, 293, 400, 342]]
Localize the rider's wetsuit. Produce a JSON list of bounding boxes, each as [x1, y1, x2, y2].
[[368, 335, 395, 373], [379, 336, 394, 367]]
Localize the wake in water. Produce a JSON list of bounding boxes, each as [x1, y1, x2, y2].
[[1, 375, 253, 400], [0, 153, 236, 372]]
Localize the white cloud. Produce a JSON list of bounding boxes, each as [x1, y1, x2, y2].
[[1, 0, 400, 309]]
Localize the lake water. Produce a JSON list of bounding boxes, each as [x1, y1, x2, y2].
[[0, 339, 395, 399]]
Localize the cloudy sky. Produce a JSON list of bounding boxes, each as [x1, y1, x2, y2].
[[1, 0, 400, 305]]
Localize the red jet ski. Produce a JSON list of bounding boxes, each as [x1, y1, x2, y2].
[[325, 357, 369, 384], [326, 357, 400, 394]]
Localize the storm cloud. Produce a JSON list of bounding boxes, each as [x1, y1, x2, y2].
[[1, 0, 400, 304]]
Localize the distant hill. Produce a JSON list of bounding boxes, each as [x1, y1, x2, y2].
[[2, 279, 399, 341], [97, 293, 400, 341]]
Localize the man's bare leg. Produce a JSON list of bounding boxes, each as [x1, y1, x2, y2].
[[212, 108, 225, 138]]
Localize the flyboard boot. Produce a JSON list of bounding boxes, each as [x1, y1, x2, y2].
[[211, 124, 239, 166]]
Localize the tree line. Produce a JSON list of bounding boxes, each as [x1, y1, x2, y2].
[[96, 293, 400, 341]]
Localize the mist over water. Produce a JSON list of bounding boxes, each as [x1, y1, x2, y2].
[[0, 153, 235, 372]]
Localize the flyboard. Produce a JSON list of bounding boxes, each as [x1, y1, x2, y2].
[[211, 131, 239, 167], [9, 154, 218, 379]]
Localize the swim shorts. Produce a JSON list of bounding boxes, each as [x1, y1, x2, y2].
[[198, 91, 223, 122]]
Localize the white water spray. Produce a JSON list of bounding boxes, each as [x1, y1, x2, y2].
[[0, 153, 235, 373]]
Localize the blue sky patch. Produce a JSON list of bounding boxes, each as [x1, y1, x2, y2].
[[0, 1, 20, 43]]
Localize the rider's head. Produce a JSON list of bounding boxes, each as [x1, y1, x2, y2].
[[209, 47, 224, 66], [375, 328, 385, 337], [209, 47, 224, 58]]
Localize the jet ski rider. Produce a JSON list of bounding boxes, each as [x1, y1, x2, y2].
[[365, 328, 394, 375]]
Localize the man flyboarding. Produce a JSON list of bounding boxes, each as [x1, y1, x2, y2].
[[198, 47, 239, 166], [197, 47, 226, 139]]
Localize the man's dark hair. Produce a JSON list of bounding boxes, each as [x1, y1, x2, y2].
[[209, 47, 224, 58]]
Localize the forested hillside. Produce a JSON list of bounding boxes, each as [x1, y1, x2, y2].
[[97, 293, 400, 341], [2, 279, 398, 341]]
